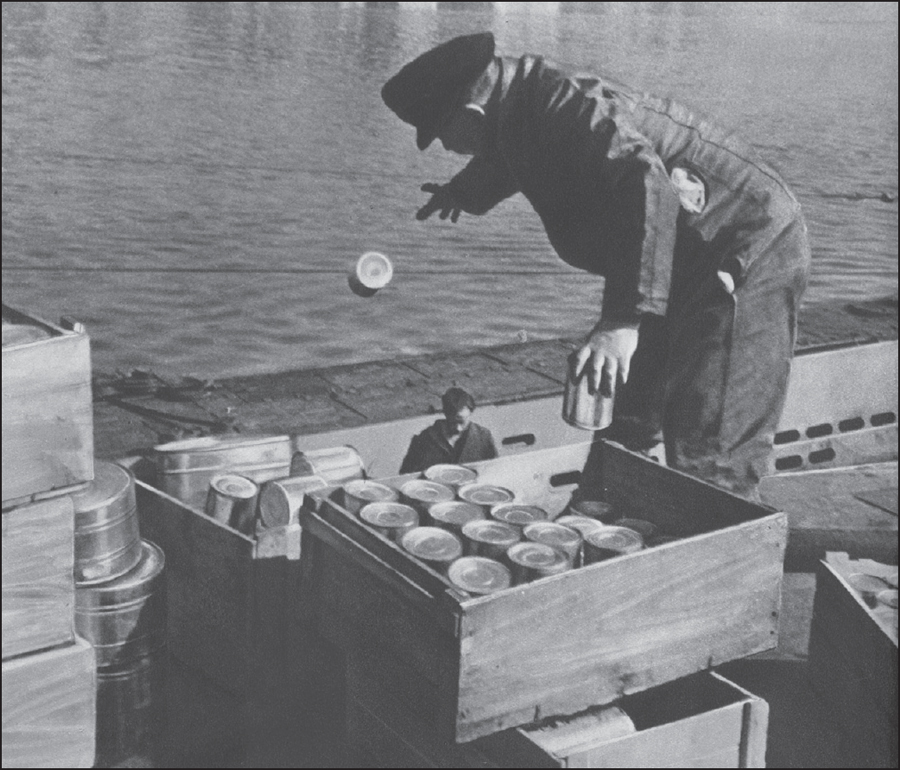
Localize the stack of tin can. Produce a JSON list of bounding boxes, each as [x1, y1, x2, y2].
[[71, 459, 167, 768], [339, 463, 681, 598]]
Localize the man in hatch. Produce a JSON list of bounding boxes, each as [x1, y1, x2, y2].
[[400, 387, 498, 474], [382, 32, 811, 499]]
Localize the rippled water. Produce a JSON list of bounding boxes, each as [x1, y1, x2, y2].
[[2, 2, 897, 379]]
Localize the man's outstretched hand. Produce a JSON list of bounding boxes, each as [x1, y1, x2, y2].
[[416, 183, 463, 222]]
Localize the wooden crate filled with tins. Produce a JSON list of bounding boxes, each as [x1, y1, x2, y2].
[[135, 436, 368, 697], [2, 303, 94, 507], [808, 552, 897, 768], [299, 439, 788, 745]]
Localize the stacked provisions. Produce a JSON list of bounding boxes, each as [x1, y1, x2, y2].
[[339, 463, 682, 597], [2, 306, 97, 768]]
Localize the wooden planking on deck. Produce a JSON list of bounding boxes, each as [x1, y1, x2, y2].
[[92, 297, 898, 460]]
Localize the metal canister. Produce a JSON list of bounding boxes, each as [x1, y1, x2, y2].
[[205, 474, 259, 534], [359, 502, 419, 543], [74, 539, 166, 670], [290, 444, 366, 485], [613, 518, 658, 541], [562, 366, 615, 430], [424, 463, 479, 491], [257, 474, 328, 529], [507, 542, 571, 584], [490, 502, 549, 529], [457, 483, 516, 514], [461, 519, 521, 560], [523, 521, 583, 566], [565, 497, 615, 522], [849, 573, 890, 608], [448, 557, 511, 596], [72, 460, 142, 585], [583, 526, 645, 565], [399, 479, 455, 518], [400, 526, 463, 573], [555, 514, 608, 540], [153, 434, 292, 510], [341, 479, 399, 516], [427, 500, 484, 535]]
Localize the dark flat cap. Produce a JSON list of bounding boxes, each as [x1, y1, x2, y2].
[[381, 32, 495, 151]]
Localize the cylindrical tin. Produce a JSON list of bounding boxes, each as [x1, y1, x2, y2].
[[448, 557, 511, 596], [613, 518, 658, 541], [427, 500, 485, 535], [205, 474, 259, 534], [153, 434, 292, 510], [523, 521, 583, 566], [399, 479, 455, 518], [359, 502, 419, 543], [507, 542, 571, 584], [457, 483, 516, 514], [424, 463, 479, 491], [555, 514, 608, 540], [290, 445, 366, 486], [885, 572, 899, 590], [257, 474, 328, 529], [72, 460, 143, 585], [400, 526, 463, 573], [849, 574, 891, 608], [348, 251, 393, 297], [461, 519, 521, 560], [876, 589, 898, 609], [94, 648, 167, 769], [565, 497, 615, 522], [75, 540, 166, 670], [490, 502, 549, 529], [341, 479, 399, 516], [583, 526, 645, 565], [562, 367, 615, 430]]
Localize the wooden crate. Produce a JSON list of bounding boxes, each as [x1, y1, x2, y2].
[[2, 635, 96, 769], [134, 480, 310, 697], [808, 553, 898, 768], [300, 440, 787, 744], [2, 495, 76, 659], [347, 652, 768, 769], [2, 305, 94, 506]]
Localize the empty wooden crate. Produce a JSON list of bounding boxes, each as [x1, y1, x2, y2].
[[808, 553, 898, 768], [2, 304, 94, 506], [300, 440, 787, 743]]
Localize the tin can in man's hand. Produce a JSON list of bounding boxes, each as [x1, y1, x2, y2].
[[562, 363, 615, 431]]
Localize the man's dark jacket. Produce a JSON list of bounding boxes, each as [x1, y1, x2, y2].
[[400, 421, 498, 474]]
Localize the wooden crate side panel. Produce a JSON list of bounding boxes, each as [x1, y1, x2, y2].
[[457, 517, 785, 742], [135, 482, 261, 694], [304, 523, 460, 732], [808, 628, 898, 768], [2, 334, 94, 502], [1, 637, 96, 769], [811, 561, 898, 717], [2, 496, 75, 659], [601, 442, 776, 536]]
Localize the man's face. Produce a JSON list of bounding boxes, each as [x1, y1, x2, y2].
[[437, 106, 485, 156], [444, 406, 472, 435]]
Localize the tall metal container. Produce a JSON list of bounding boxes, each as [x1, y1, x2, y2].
[[72, 460, 142, 585], [75, 539, 167, 768]]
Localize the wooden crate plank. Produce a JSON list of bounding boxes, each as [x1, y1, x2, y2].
[[456, 516, 784, 742], [2, 496, 75, 659], [2, 637, 96, 769]]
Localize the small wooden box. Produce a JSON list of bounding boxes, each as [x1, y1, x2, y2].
[[1, 635, 96, 769], [2, 304, 94, 506], [808, 553, 898, 768], [134, 480, 307, 697], [346, 652, 768, 769], [2, 495, 76, 659], [301, 440, 787, 743]]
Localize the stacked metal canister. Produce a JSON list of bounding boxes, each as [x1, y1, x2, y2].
[[71, 460, 167, 768]]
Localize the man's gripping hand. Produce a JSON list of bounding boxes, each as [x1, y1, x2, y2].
[[572, 319, 640, 397]]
